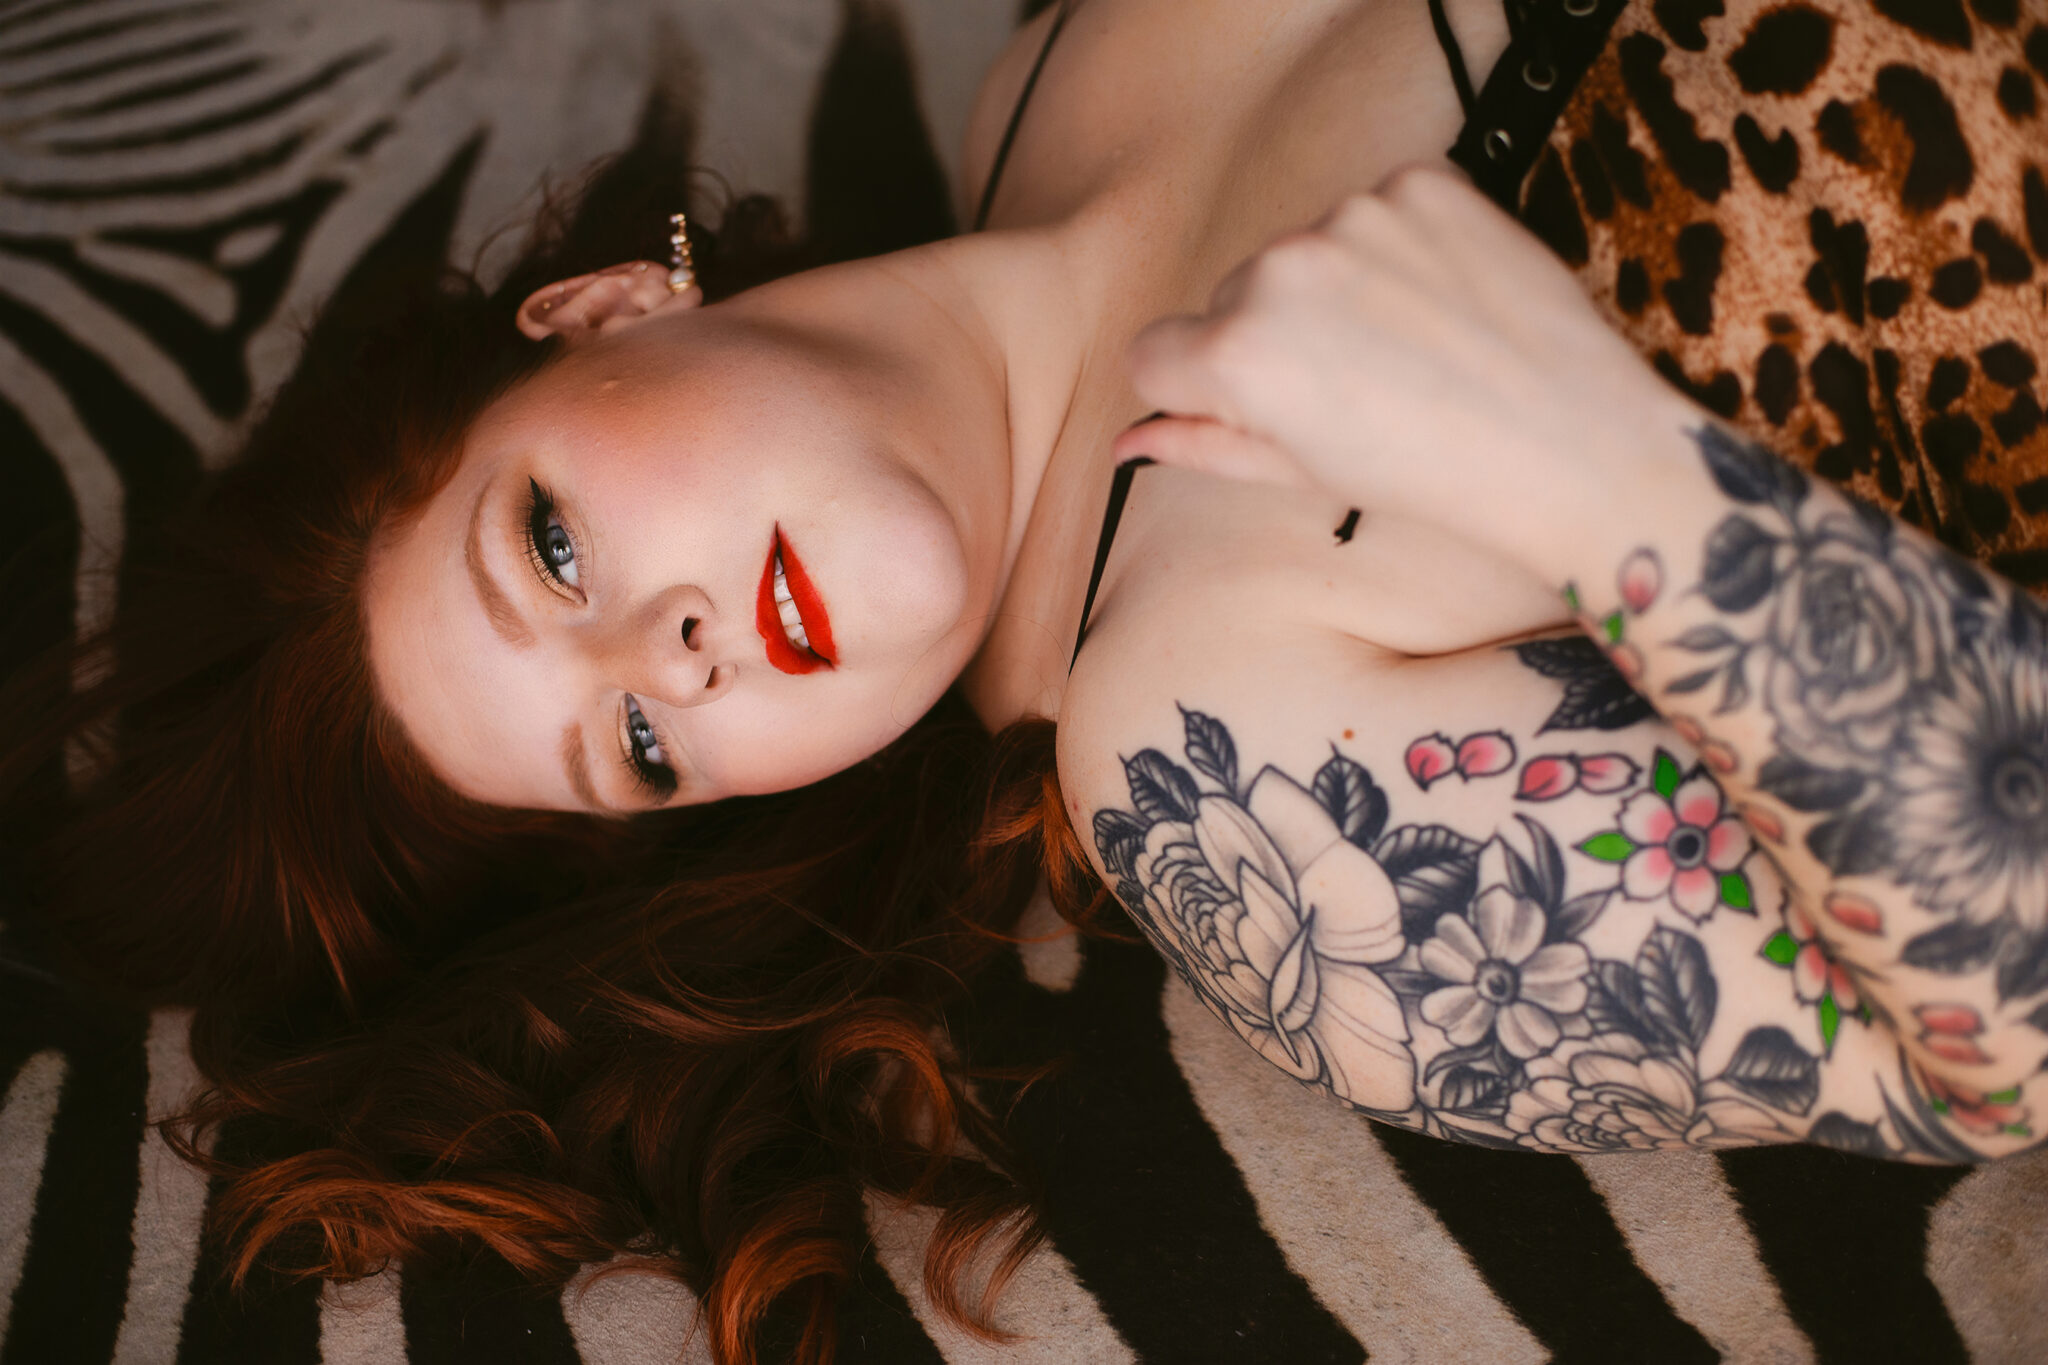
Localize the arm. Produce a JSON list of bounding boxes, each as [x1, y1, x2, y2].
[[1093, 167, 2048, 1160], [1062, 614, 2022, 1160], [1518, 419, 2048, 1161]]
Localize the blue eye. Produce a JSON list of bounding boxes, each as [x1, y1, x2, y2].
[[526, 478, 580, 589], [626, 698, 663, 764], [623, 695, 675, 795]]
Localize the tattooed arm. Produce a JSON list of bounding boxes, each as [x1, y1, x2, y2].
[[1061, 601, 2024, 1160], [1538, 426, 2048, 1159], [1090, 166, 2048, 1160]]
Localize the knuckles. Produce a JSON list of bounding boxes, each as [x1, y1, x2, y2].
[[1322, 190, 1393, 241], [1373, 160, 1464, 208], [1185, 313, 1269, 387], [1248, 231, 1355, 293], [1136, 165, 1495, 408]]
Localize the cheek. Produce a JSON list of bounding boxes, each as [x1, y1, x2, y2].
[[587, 444, 739, 525], [706, 676, 920, 798]]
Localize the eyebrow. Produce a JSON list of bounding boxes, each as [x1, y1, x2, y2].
[[466, 485, 535, 648], [560, 721, 606, 811]]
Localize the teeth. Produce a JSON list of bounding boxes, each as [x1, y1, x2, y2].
[[771, 554, 811, 651]]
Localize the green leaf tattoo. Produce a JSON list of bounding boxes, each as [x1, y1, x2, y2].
[[1579, 832, 1636, 863], [1653, 751, 1682, 800]]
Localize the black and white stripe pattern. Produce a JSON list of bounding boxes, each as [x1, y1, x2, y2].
[[6, 0, 2048, 1359], [6, 913, 2048, 1362]]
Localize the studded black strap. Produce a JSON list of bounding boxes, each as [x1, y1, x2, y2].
[[1447, 0, 1630, 211]]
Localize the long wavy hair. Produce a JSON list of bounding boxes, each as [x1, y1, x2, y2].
[[1, 142, 1106, 1363]]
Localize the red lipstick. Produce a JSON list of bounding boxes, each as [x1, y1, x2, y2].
[[756, 526, 838, 675]]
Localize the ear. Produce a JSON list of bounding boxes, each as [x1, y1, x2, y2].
[[515, 261, 701, 342]]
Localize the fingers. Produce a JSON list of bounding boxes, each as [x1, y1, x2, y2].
[[1125, 314, 1239, 425], [1361, 163, 1586, 306], [1111, 416, 1311, 490], [1313, 187, 1465, 303]]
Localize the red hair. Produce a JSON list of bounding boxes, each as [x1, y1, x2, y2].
[[2, 152, 1106, 1363]]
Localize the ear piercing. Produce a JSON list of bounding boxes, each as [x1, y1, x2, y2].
[[534, 220, 686, 320], [667, 212, 695, 293]]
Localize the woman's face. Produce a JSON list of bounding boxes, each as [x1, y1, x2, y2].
[[363, 295, 995, 811]]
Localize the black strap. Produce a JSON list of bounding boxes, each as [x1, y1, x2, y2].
[[1070, 457, 1152, 670], [1426, 0, 1478, 116], [973, 0, 1074, 232], [1447, 0, 1629, 210]]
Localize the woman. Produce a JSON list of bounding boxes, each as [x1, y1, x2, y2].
[[11, 0, 2047, 1357]]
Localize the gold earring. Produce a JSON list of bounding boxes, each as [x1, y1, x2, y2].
[[667, 212, 695, 293]]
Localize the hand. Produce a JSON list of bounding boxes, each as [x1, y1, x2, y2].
[[1116, 165, 1685, 567]]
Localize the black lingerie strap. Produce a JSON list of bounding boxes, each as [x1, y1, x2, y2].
[[1426, 0, 1478, 116], [973, 0, 1075, 232], [1070, 456, 1152, 670]]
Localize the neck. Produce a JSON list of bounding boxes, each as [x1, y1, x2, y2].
[[875, 229, 1096, 569], [919, 226, 1117, 727], [735, 226, 1104, 725]]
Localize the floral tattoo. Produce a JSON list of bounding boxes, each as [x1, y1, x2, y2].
[[1087, 426, 2048, 1161], [1554, 425, 2048, 1157], [1090, 707, 1835, 1152], [1633, 429, 2048, 1002]]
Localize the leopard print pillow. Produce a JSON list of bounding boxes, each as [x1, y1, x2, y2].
[[1517, 0, 2048, 590]]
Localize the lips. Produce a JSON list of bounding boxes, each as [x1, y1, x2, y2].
[[756, 526, 837, 674]]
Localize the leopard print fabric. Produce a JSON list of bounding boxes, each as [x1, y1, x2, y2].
[[1512, 0, 2048, 590]]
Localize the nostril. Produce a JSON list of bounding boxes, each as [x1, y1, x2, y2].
[[681, 616, 700, 648], [704, 665, 720, 690]]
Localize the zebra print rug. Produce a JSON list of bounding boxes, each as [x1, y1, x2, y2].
[[6, 0, 2048, 1360], [8, 909, 2048, 1363]]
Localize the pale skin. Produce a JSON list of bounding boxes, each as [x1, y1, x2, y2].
[[363, 253, 1029, 806], [1068, 172, 2048, 1160], [365, 0, 2048, 1158], [363, 0, 1537, 810]]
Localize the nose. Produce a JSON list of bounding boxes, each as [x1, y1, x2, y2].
[[603, 584, 732, 707]]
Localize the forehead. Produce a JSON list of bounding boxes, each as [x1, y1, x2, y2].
[[362, 472, 573, 809]]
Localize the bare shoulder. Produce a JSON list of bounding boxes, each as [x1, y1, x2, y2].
[[1054, 477, 1394, 824], [1055, 470, 1568, 792]]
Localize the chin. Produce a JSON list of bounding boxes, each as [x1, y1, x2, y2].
[[720, 691, 916, 798]]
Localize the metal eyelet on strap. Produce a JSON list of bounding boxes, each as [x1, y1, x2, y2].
[[1562, 0, 1597, 15], [1483, 128, 1514, 161], [1523, 59, 1556, 91]]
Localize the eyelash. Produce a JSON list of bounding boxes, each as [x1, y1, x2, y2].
[[623, 697, 678, 797], [522, 479, 677, 798], [524, 478, 578, 591]]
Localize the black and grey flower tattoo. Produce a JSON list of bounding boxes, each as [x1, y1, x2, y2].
[[1645, 426, 2048, 999], [1091, 708, 1838, 1153], [1477, 422, 2048, 1160], [1087, 416, 2048, 1160]]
